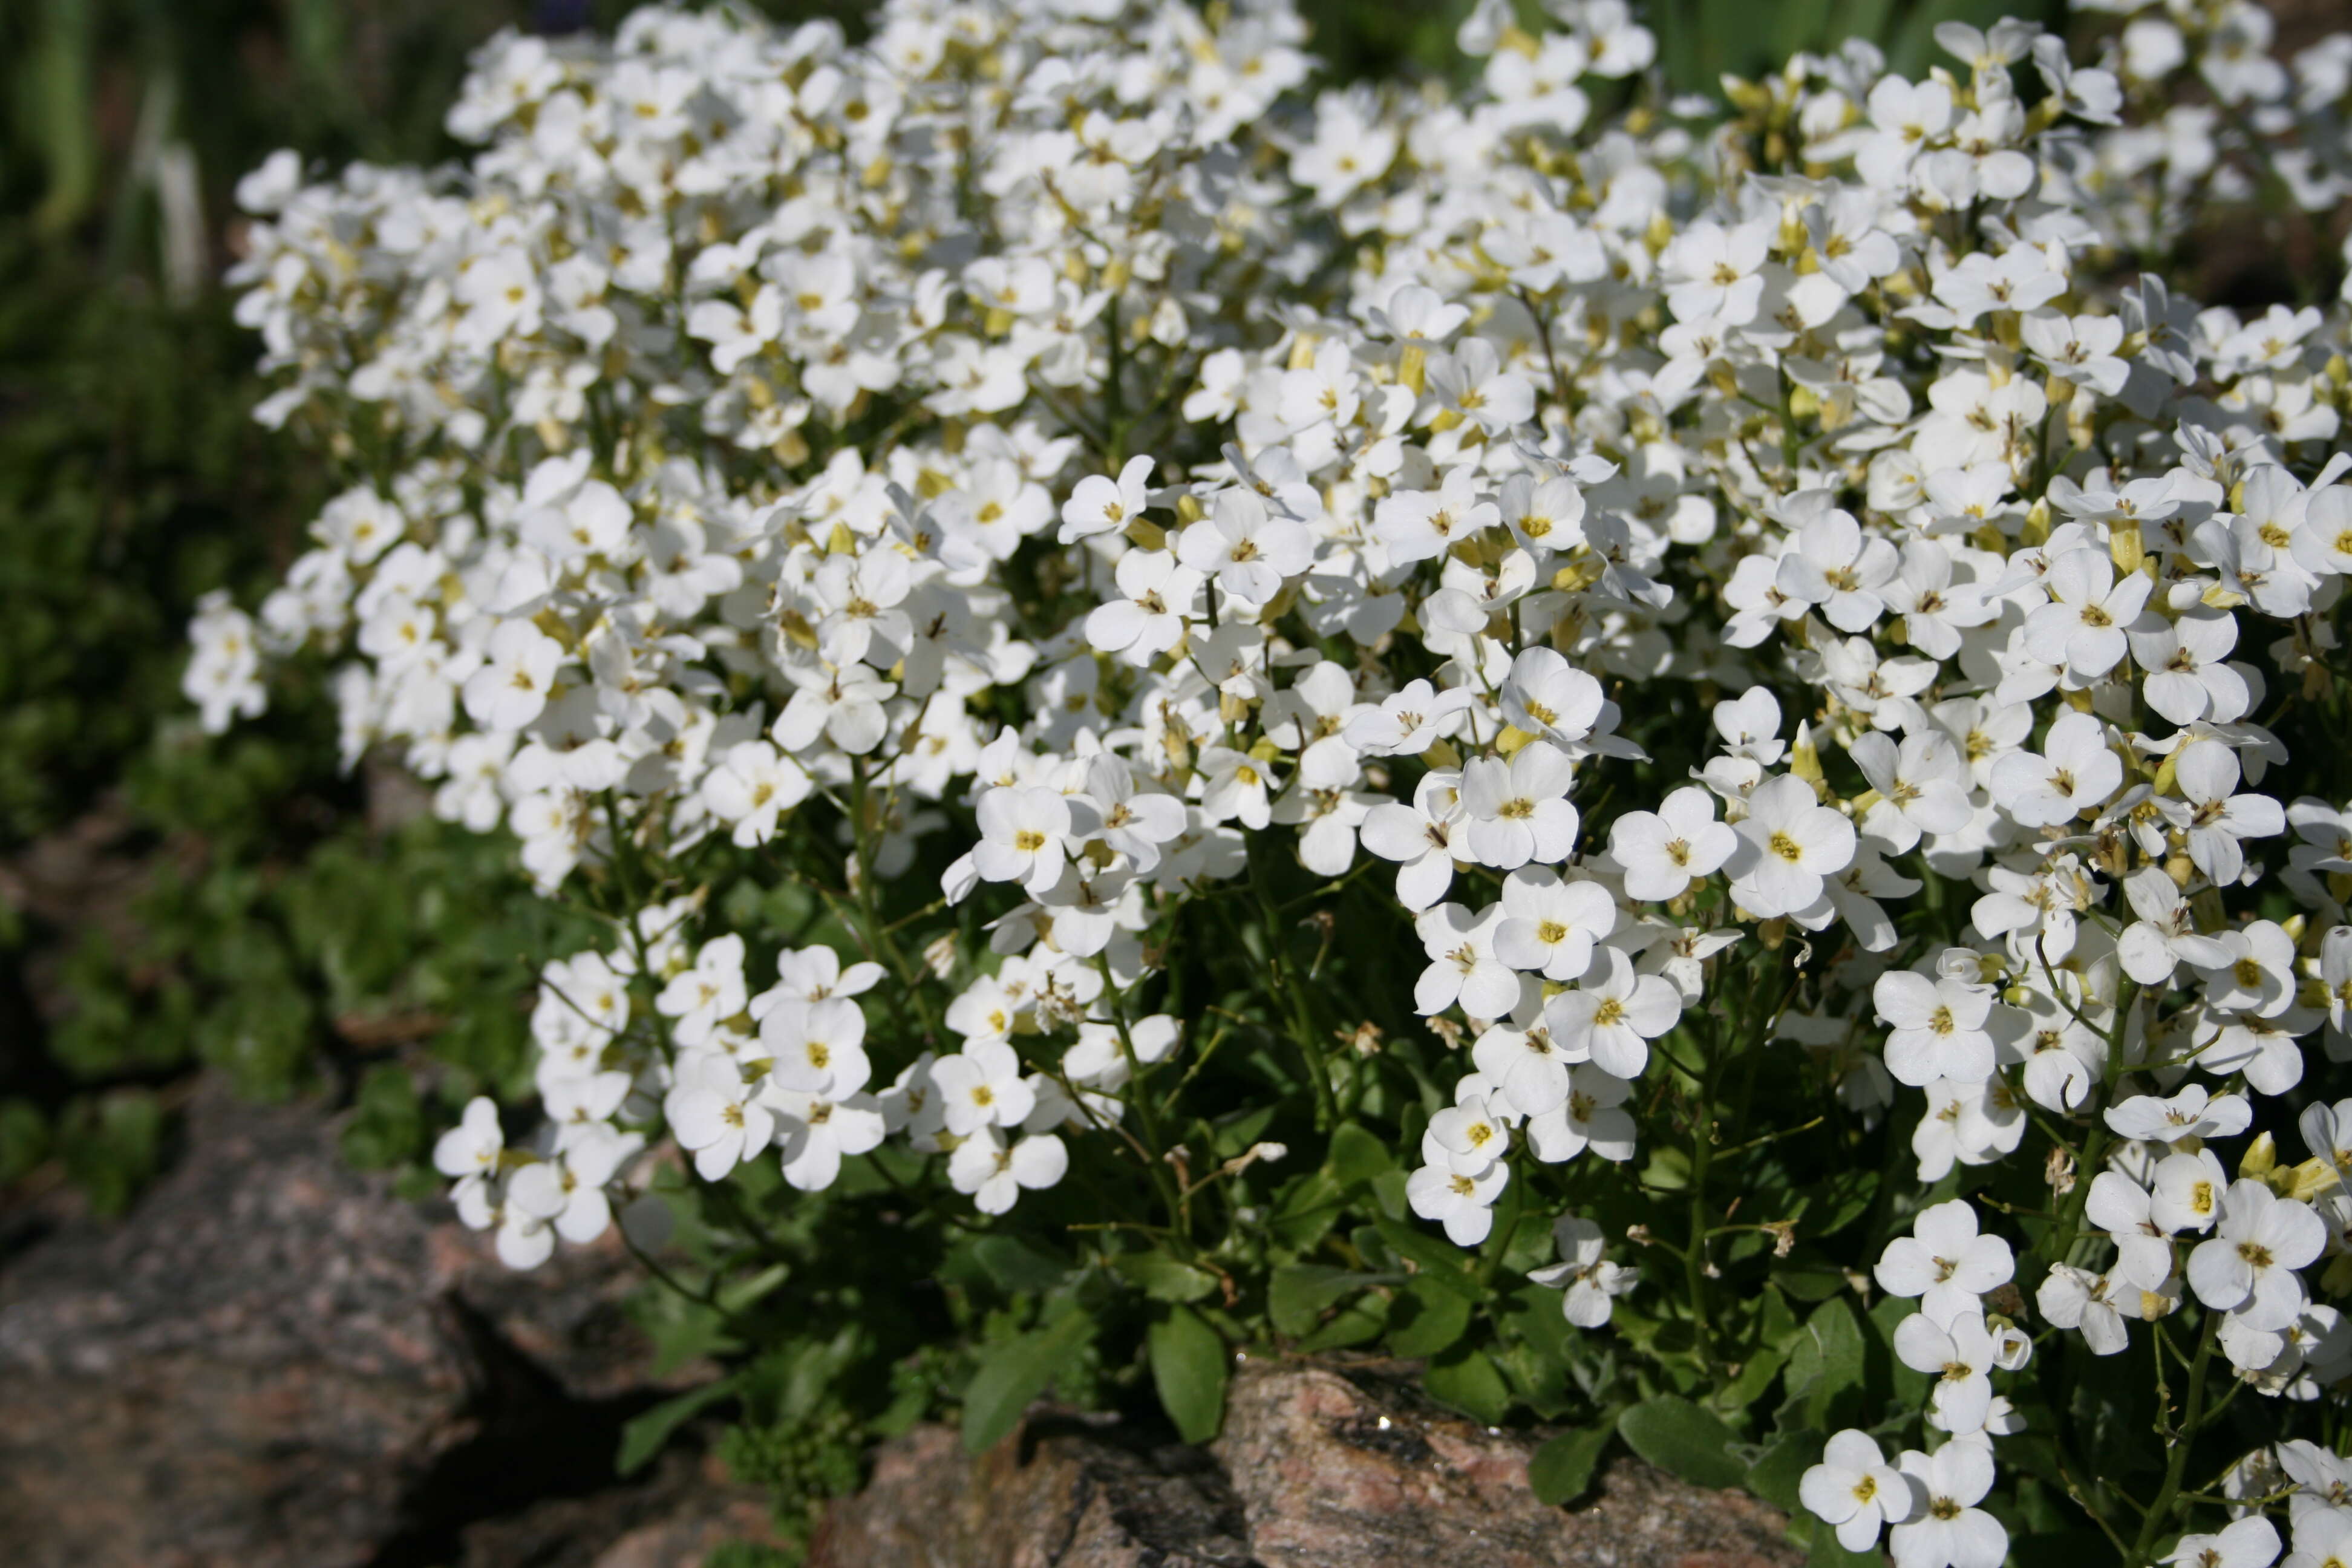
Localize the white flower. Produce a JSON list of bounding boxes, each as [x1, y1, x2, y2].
[[463, 621, 564, 732], [1413, 901, 1521, 1019], [664, 1054, 775, 1181], [2024, 550, 2151, 677], [1989, 710, 2120, 828], [2162, 1517, 2279, 1568], [1374, 465, 1498, 566], [2151, 1148, 2230, 1236], [433, 1097, 506, 1218], [1775, 502, 1901, 633], [2285, 1512, 2352, 1568], [774, 663, 893, 756], [1177, 488, 1311, 604], [948, 1128, 1068, 1215], [1500, 648, 1605, 749], [1876, 967, 1997, 1087], [972, 785, 1073, 894], [2036, 1265, 2131, 1354], [508, 1131, 639, 1250], [1608, 785, 1736, 901], [1459, 741, 1579, 870], [1344, 679, 1474, 757], [1523, 1065, 1637, 1162], [1889, 1443, 2005, 1568], [1851, 731, 1971, 852], [2086, 1171, 2180, 1290], [1873, 1199, 2013, 1324], [1361, 788, 1462, 911], [1197, 745, 1280, 830], [1425, 1093, 1511, 1174], [1406, 1156, 1509, 1247], [1661, 218, 1772, 324], [2021, 310, 2131, 396], [1494, 867, 1617, 981], [1727, 774, 1857, 918], [2158, 740, 2285, 886], [1085, 550, 1202, 664], [1058, 455, 1155, 544], [1800, 1429, 1917, 1553], [2115, 866, 2233, 985], [771, 1089, 889, 1191], [2105, 1085, 2254, 1143], [1544, 949, 1681, 1079], [2187, 1180, 2325, 1331], [931, 1041, 1037, 1135], [759, 996, 871, 1097], [656, 935, 748, 1048], [1426, 339, 1534, 436], [1528, 1213, 1638, 1325]]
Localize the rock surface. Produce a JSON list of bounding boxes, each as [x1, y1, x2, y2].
[[0, 1077, 768, 1568], [1, 1079, 1802, 1568], [811, 1362, 1802, 1568]]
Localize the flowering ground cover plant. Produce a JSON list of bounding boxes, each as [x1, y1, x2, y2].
[[196, 0, 2352, 1559]]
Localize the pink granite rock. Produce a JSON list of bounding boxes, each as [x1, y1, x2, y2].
[[811, 1360, 1802, 1568]]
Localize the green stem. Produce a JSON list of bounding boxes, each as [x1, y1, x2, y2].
[[2045, 980, 2139, 1267], [1094, 953, 1192, 1245], [1244, 834, 1338, 1132], [2129, 1308, 2219, 1563], [1685, 1013, 1719, 1379]]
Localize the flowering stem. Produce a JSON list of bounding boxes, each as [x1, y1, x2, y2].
[[2043, 979, 2139, 1267], [1094, 953, 1193, 1245], [844, 757, 939, 1044], [2129, 1307, 2218, 1563], [1244, 834, 1339, 1133], [1684, 1013, 1719, 1379]]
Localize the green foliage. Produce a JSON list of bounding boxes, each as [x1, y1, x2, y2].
[[1528, 1419, 1616, 1505], [55, 1088, 166, 1218], [1617, 1396, 1747, 1491], [1146, 1304, 1230, 1443], [961, 1307, 1100, 1454]]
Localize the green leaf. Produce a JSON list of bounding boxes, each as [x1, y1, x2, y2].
[[1269, 1166, 1350, 1250], [1529, 1416, 1616, 1506], [1293, 1294, 1391, 1353], [717, 1262, 791, 1316], [616, 1376, 739, 1476], [1269, 1264, 1379, 1337], [961, 1308, 1096, 1454], [1209, 1102, 1281, 1159], [1384, 1276, 1472, 1358], [1745, 1428, 1823, 1512], [339, 1062, 422, 1169], [974, 1234, 1073, 1292], [1325, 1121, 1394, 1186], [1112, 1249, 1220, 1304], [1147, 1304, 1230, 1443], [1783, 1296, 1867, 1430], [1806, 1171, 1880, 1238], [1422, 1344, 1512, 1424], [1371, 1215, 1483, 1300], [1808, 1522, 1889, 1567], [1616, 1396, 1745, 1491], [1772, 1258, 1850, 1301], [1719, 1338, 1788, 1414], [0, 1098, 51, 1187]]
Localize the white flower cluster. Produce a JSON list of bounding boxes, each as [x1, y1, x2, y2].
[[199, 0, 2352, 1555]]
